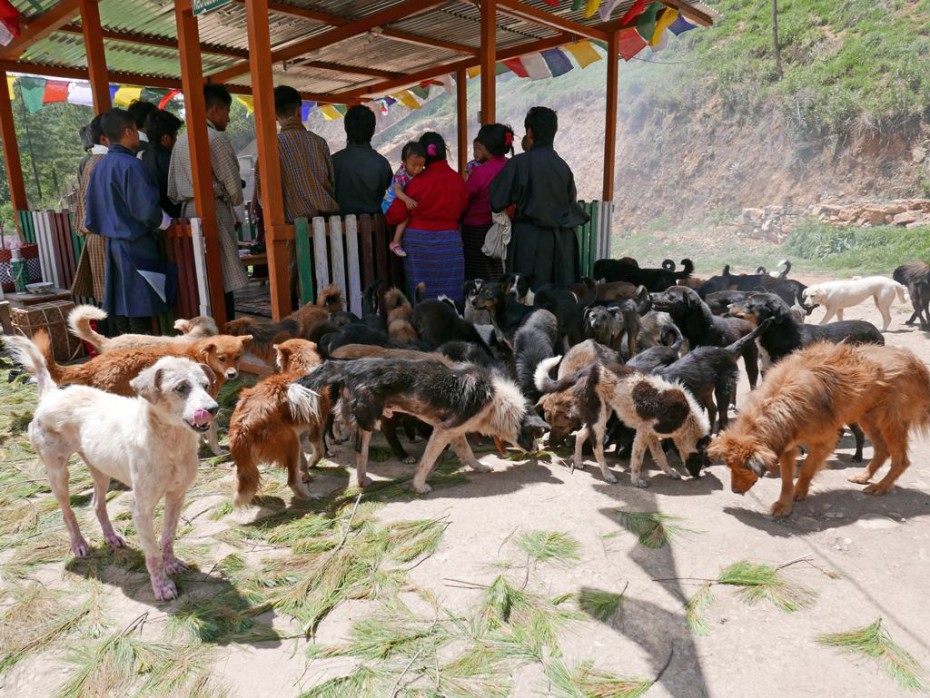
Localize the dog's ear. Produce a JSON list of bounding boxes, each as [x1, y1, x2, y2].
[[199, 363, 217, 390], [706, 434, 727, 462], [174, 318, 192, 334], [239, 334, 253, 349], [274, 343, 289, 370], [523, 412, 550, 433], [130, 366, 164, 403]]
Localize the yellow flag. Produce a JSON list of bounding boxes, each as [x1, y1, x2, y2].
[[113, 85, 143, 107], [235, 94, 254, 113], [466, 66, 481, 79], [6, 75, 14, 100], [650, 8, 678, 46], [392, 90, 421, 110], [583, 0, 601, 19], [564, 40, 601, 69], [320, 104, 342, 120]]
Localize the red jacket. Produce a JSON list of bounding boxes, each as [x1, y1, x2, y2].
[[385, 159, 468, 231]]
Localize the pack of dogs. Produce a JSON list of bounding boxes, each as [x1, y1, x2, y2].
[[4, 255, 929, 601]]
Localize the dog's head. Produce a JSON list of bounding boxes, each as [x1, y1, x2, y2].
[[535, 392, 578, 447], [384, 287, 412, 314], [223, 317, 254, 337], [648, 286, 694, 317], [174, 315, 219, 338], [274, 339, 322, 374], [730, 292, 786, 325], [475, 279, 507, 311], [511, 273, 535, 303], [195, 334, 252, 381], [707, 432, 776, 494], [516, 411, 550, 452], [583, 306, 616, 342], [130, 357, 219, 433], [463, 278, 484, 303]]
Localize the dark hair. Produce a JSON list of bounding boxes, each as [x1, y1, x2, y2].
[[145, 109, 183, 146], [79, 114, 105, 150], [100, 108, 136, 143], [274, 85, 302, 117], [401, 141, 426, 162], [525, 106, 557, 147], [204, 84, 232, 111], [127, 100, 157, 129], [418, 132, 447, 164], [476, 123, 515, 158], [344, 105, 376, 144]]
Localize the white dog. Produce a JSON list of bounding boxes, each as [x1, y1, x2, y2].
[[803, 276, 908, 331], [6, 336, 218, 602]]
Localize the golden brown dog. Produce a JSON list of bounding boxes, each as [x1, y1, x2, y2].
[[709, 342, 930, 517], [227, 339, 328, 505], [68, 305, 219, 353], [382, 287, 418, 343]]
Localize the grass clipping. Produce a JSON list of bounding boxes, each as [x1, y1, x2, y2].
[[614, 511, 695, 549], [818, 618, 925, 691]]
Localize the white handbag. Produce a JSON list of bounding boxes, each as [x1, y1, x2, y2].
[[482, 210, 512, 260]]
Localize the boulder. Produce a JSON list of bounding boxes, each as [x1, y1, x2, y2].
[[892, 211, 918, 226]]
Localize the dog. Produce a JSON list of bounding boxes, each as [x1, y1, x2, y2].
[[570, 278, 640, 302], [803, 276, 907, 331], [474, 278, 536, 346], [6, 335, 218, 601], [462, 279, 493, 325], [592, 257, 694, 292], [536, 357, 710, 486], [637, 311, 682, 351], [513, 309, 559, 402], [412, 299, 492, 351], [893, 261, 930, 329], [383, 287, 418, 344], [68, 305, 218, 353], [225, 283, 344, 363], [299, 358, 549, 493], [228, 339, 328, 506], [650, 285, 759, 388], [709, 342, 930, 517]]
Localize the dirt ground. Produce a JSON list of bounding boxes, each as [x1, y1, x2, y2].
[[2, 291, 929, 697]]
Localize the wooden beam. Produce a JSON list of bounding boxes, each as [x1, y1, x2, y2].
[[0, 70, 29, 220], [208, 0, 450, 84], [0, 0, 81, 59], [78, 0, 110, 112], [480, 0, 496, 124], [603, 30, 618, 202], [58, 24, 250, 60], [657, 0, 714, 27], [456, 67, 467, 175], [288, 59, 399, 80], [245, 0, 291, 321], [175, 3, 227, 328], [495, 0, 607, 41]]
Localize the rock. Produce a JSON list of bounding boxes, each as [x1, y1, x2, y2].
[[906, 221, 926, 229], [884, 204, 907, 215], [892, 211, 918, 226], [912, 146, 927, 163], [742, 208, 765, 223], [862, 207, 889, 226]]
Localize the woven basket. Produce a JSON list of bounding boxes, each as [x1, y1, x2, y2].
[[11, 300, 85, 362], [0, 244, 42, 292]]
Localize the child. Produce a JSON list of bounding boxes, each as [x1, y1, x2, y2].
[[383, 141, 426, 257], [463, 138, 490, 181]]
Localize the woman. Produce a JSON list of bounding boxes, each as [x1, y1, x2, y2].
[[72, 115, 108, 303], [386, 132, 468, 304], [461, 123, 515, 281]]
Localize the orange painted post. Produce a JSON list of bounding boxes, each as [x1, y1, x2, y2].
[[603, 30, 619, 202], [456, 67, 468, 175], [245, 0, 291, 320], [79, 0, 111, 112], [480, 0, 496, 124], [175, 3, 227, 328], [0, 70, 29, 228]]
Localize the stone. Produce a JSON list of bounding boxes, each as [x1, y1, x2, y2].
[[884, 204, 907, 215], [906, 221, 926, 229], [742, 208, 765, 222], [912, 146, 927, 163], [862, 208, 889, 226], [893, 211, 918, 226]]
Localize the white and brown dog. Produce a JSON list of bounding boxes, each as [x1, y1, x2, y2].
[[6, 336, 218, 602]]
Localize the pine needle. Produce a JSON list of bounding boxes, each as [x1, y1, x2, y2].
[[166, 591, 257, 643], [716, 560, 816, 612], [613, 510, 695, 549], [685, 583, 715, 636], [383, 518, 448, 563], [299, 666, 382, 698], [818, 618, 926, 691], [577, 586, 626, 622], [514, 530, 582, 565], [546, 658, 653, 698]]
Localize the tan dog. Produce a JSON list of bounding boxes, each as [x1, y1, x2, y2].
[[68, 305, 218, 353], [709, 342, 930, 517], [228, 339, 328, 505], [383, 287, 418, 343]]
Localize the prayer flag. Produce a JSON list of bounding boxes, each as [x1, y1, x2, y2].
[[235, 94, 254, 113], [617, 0, 648, 25], [597, 0, 623, 21], [300, 101, 314, 121], [564, 40, 601, 69], [583, 0, 601, 19], [635, 2, 662, 42], [495, 62, 509, 75], [541, 48, 573, 77], [319, 104, 341, 120], [381, 96, 397, 107], [521, 53, 552, 80], [334, 104, 347, 116], [109, 85, 119, 102], [619, 26, 647, 61], [650, 8, 678, 46], [141, 87, 169, 104], [6, 74, 14, 100], [42, 80, 69, 105], [571, 0, 584, 10], [19, 76, 46, 114], [113, 85, 142, 107], [393, 90, 420, 110], [410, 84, 430, 100], [0, 0, 21, 47], [668, 13, 697, 35], [650, 29, 669, 52], [541, 0, 558, 5], [466, 66, 481, 79], [501, 58, 529, 78], [158, 89, 181, 109]]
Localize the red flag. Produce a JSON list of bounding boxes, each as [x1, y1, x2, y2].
[[159, 89, 181, 109], [619, 27, 647, 61], [501, 58, 529, 78], [43, 80, 69, 104], [617, 0, 648, 26], [0, 0, 21, 47]]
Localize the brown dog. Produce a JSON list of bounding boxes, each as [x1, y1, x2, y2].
[[383, 287, 418, 343], [68, 304, 219, 353], [709, 342, 930, 517], [228, 339, 328, 505]]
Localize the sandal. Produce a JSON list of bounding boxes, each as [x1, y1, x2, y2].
[[389, 241, 407, 257]]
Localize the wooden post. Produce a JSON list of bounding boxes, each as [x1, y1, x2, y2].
[[79, 0, 111, 112], [175, 3, 227, 328], [245, 0, 291, 320], [480, 0, 496, 124], [456, 67, 468, 174], [602, 30, 619, 202], [0, 70, 29, 227]]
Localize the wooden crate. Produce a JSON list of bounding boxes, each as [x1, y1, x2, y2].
[[11, 299, 84, 362]]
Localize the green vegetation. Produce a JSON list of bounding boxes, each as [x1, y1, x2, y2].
[[613, 510, 697, 550], [818, 619, 925, 691]]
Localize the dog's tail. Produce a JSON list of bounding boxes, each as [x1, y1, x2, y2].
[[661, 259, 676, 271], [414, 282, 427, 304], [230, 433, 262, 507], [316, 283, 345, 311], [675, 258, 695, 280], [534, 355, 563, 393], [3, 330, 61, 396], [894, 281, 909, 304], [286, 383, 322, 424], [363, 279, 383, 316], [777, 259, 791, 279], [67, 304, 108, 351], [724, 318, 773, 358]]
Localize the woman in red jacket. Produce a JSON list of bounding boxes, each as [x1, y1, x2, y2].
[[386, 132, 468, 304]]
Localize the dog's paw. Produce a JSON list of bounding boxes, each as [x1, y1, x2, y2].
[[470, 462, 492, 473], [793, 487, 809, 501], [665, 469, 682, 480], [104, 532, 126, 549], [602, 471, 618, 484], [164, 556, 190, 575], [402, 456, 417, 465], [631, 477, 649, 488], [863, 482, 890, 495], [770, 500, 793, 518], [411, 480, 432, 495], [848, 473, 871, 485], [71, 539, 92, 558], [356, 475, 373, 489], [152, 577, 179, 601]]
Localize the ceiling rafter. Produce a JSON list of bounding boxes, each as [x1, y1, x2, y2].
[[0, 0, 81, 59]]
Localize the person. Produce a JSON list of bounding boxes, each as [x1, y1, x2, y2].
[[169, 84, 250, 321], [254, 84, 338, 299], [72, 115, 109, 304], [489, 106, 588, 288], [461, 124, 515, 281], [140, 109, 183, 219], [331, 105, 392, 216], [85, 108, 173, 334], [127, 100, 157, 156], [463, 137, 489, 181], [385, 132, 468, 304], [382, 141, 426, 257]]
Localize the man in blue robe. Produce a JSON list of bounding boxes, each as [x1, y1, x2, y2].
[[85, 108, 173, 334]]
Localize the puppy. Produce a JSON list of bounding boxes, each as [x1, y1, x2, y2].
[[383, 287, 418, 344], [228, 339, 328, 505], [6, 335, 217, 601], [803, 276, 907, 331], [893, 261, 930, 329], [69, 305, 218, 353], [537, 356, 709, 486], [710, 342, 930, 517]]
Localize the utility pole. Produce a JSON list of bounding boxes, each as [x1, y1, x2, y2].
[[772, 0, 783, 79]]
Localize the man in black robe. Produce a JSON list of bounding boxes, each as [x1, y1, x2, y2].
[[489, 106, 588, 288]]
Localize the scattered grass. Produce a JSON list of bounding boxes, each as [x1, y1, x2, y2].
[[208, 500, 233, 521], [613, 511, 696, 549], [684, 583, 715, 636], [545, 658, 653, 698], [717, 560, 817, 613], [818, 619, 925, 691], [299, 666, 381, 698], [166, 591, 261, 643], [576, 587, 626, 623], [514, 530, 582, 566]]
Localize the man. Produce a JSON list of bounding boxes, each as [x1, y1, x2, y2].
[[489, 106, 588, 288], [141, 109, 183, 219], [85, 108, 173, 334], [72, 114, 109, 304], [127, 100, 157, 156], [169, 84, 249, 320], [331, 105, 392, 215], [255, 85, 338, 300]]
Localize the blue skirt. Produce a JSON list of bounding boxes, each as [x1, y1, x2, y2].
[[403, 227, 465, 304]]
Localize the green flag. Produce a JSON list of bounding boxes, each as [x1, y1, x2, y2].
[[19, 77, 46, 114]]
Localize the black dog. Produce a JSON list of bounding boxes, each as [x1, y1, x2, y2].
[[893, 261, 930, 329], [412, 299, 491, 351], [513, 310, 560, 401], [592, 257, 694, 292], [474, 278, 536, 346]]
